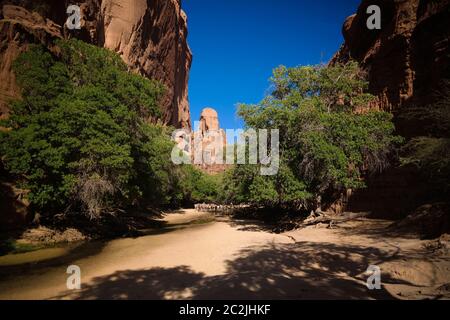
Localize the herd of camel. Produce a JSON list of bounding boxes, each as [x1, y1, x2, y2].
[[194, 203, 249, 213]]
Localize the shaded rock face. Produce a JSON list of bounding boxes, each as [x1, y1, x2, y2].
[[346, 164, 429, 219], [0, 4, 62, 119], [0, 0, 192, 128], [331, 1, 450, 219], [0, 181, 30, 231], [331, 0, 450, 120], [393, 202, 450, 239]]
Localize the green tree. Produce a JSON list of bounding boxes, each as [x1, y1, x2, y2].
[[400, 81, 450, 194], [177, 165, 223, 204], [0, 39, 184, 219], [227, 62, 401, 211]]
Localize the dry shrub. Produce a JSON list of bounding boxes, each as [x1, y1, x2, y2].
[[76, 173, 115, 219]]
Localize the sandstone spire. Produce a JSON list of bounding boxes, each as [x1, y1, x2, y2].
[[193, 108, 228, 174]]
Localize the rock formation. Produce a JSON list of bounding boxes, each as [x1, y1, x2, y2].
[[99, 0, 192, 128], [0, 0, 192, 128], [0, 4, 62, 119], [331, 0, 450, 119], [199, 107, 221, 133], [331, 0, 450, 217], [193, 108, 228, 174], [0, 180, 30, 231]]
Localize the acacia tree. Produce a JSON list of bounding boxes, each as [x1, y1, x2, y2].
[[224, 62, 402, 211]]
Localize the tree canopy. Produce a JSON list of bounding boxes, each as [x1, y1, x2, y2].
[[223, 62, 402, 210], [0, 39, 206, 218]]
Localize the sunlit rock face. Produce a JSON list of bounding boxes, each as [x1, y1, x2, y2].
[[193, 108, 228, 174], [100, 0, 192, 129], [331, 0, 450, 130], [199, 108, 220, 132], [0, 0, 192, 129]]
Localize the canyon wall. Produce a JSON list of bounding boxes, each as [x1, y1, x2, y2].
[[331, 0, 450, 123], [331, 0, 450, 217], [0, 0, 192, 128]]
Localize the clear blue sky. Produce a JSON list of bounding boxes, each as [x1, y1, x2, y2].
[[182, 0, 361, 129]]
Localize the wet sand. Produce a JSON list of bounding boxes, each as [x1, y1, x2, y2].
[[0, 209, 448, 300]]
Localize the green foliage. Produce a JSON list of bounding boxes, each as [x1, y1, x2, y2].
[[400, 82, 450, 194], [399, 80, 450, 137], [178, 166, 222, 204], [0, 39, 184, 218], [401, 137, 450, 188], [0, 239, 47, 256], [222, 163, 310, 209], [227, 62, 401, 210], [402, 137, 450, 194]]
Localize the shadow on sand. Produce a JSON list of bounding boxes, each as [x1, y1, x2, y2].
[[53, 241, 420, 300]]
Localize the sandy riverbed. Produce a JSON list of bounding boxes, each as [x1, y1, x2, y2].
[[0, 209, 448, 300]]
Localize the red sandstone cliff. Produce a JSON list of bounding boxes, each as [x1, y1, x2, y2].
[[331, 0, 450, 118], [0, 0, 192, 128], [330, 0, 450, 217]]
